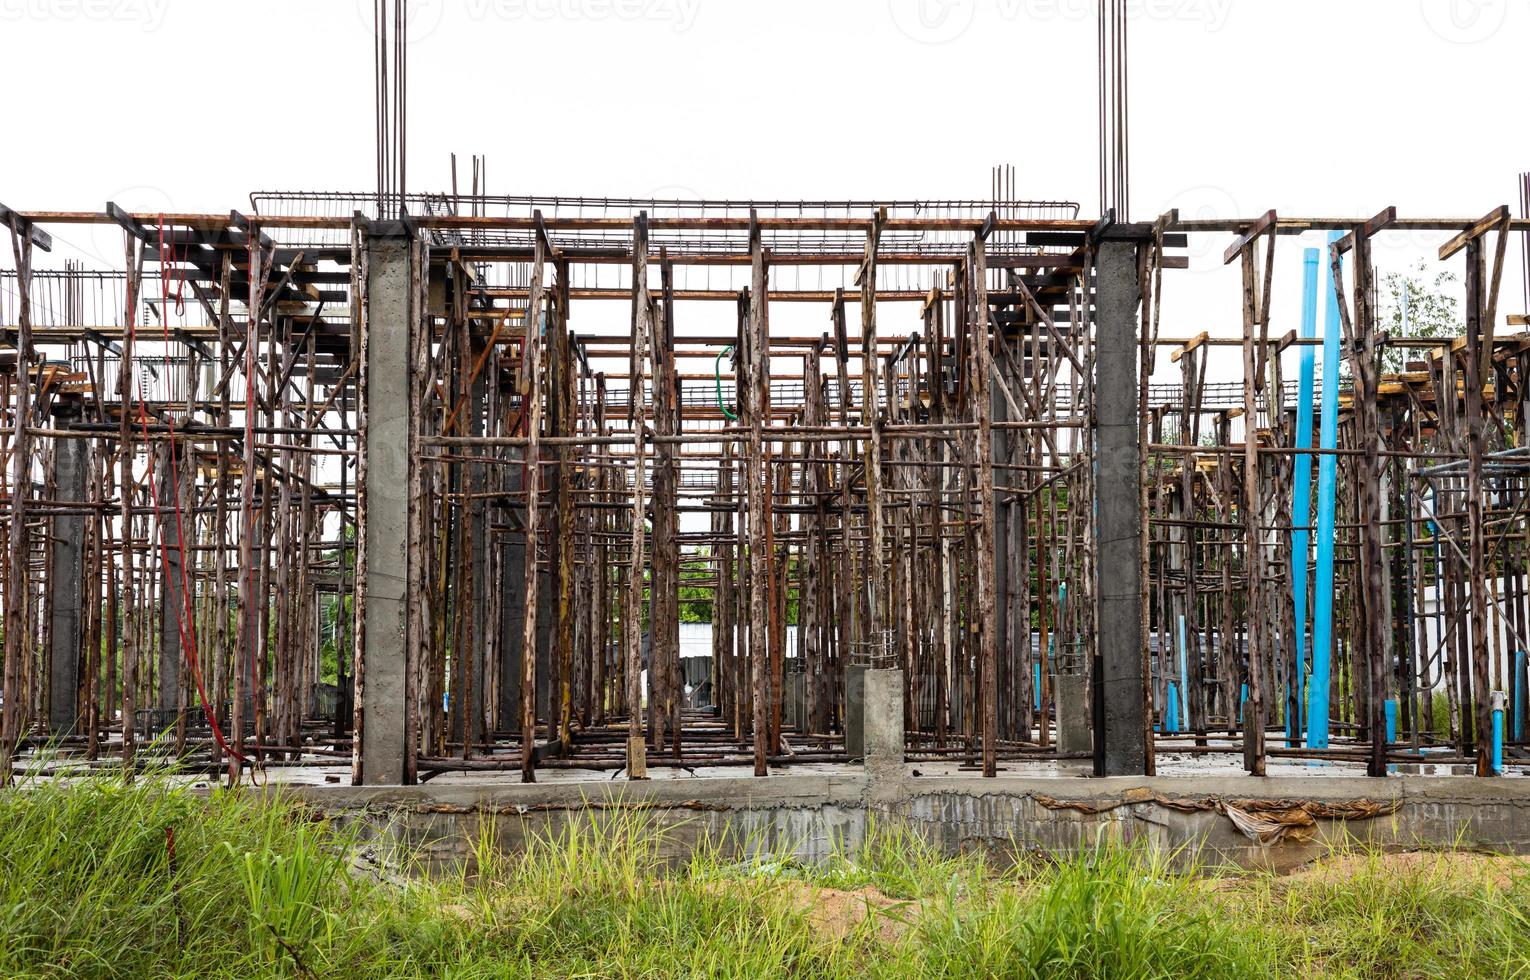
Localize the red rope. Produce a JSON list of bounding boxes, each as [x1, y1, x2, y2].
[[139, 216, 246, 765]]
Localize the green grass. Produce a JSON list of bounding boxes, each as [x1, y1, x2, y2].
[[0, 771, 1526, 978]]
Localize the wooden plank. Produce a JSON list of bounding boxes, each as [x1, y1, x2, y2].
[[1440, 205, 1511, 261], [1170, 331, 1208, 364], [0, 204, 51, 252], [1222, 210, 1277, 266], [1333, 206, 1398, 254]]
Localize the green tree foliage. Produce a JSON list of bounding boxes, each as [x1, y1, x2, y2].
[[676, 549, 798, 625], [1381, 261, 1461, 374]]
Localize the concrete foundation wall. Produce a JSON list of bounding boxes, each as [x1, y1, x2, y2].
[[289, 773, 1530, 875]]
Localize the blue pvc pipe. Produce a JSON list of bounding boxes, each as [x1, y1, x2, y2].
[[1166, 682, 1182, 733], [1176, 613, 1190, 729], [1039, 583, 1068, 712], [1493, 706, 1505, 774], [1308, 233, 1345, 749], [1290, 249, 1320, 747], [1384, 699, 1398, 744]]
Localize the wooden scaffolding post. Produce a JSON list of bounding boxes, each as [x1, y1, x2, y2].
[[624, 214, 652, 780], [519, 225, 547, 784], [746, 212, 771, 776], [0, 214, 35, 786], [970, 223, 1000, 777]]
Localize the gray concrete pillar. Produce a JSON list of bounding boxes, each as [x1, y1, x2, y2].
[[1056, 673, 1093, 756], [844, 664, 867, 758], [864, 668, 905, 790], [1094, 240, 1148, 776], [535, 570, 553, 722], [497, 447, 524, 733], [156, 442, 186, 719], [497, 464, 553, 736], [356, 225, 414, 785], [47, 398, 86, 734], [459, 361, 489, 747], [784, 672, 804, 731]]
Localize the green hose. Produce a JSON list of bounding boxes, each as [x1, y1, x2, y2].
[[715, 345, 739, 421]]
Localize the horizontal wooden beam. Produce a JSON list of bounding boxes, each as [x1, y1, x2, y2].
[[1439, 205, 1512, 260]]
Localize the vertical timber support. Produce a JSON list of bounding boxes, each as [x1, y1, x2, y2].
[[353, 223, 415, 786], [1094, 239, 1148, 776], [625, 215, 651, 780], [747, 212, 771, 776], [1336, 208, 1400, 776], [970, 225, 999, 777]]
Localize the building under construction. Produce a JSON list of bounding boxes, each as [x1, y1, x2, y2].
[[3, 185, 1530, 809]]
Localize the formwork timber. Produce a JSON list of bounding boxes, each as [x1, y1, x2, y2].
[[3, 194, 1530, 817]]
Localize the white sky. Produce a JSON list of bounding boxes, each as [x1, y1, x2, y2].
[[5, 0, 1529, 362]]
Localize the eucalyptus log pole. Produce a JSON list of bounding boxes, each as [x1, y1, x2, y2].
[[624, 216, 651, 780], [519, 232, 547, 784], [1, 217, 34, 785], [970, 233, 999, 777], [747, 214, 771, 776]]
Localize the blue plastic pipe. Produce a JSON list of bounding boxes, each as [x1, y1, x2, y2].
[[1038, 582, 1068, 711], [1309, 233, 1345, 749], [1290, 249, 1320, 747], [1493, 695, 1506, 775], [1176, 613, 1190, 730]]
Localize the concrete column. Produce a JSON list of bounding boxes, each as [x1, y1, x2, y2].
[[156, 442, 186, 719], [466, 364, 489, 746], [535, 569, 553, 722], [496, 456, 553, 736], [356, 225, 414, 785], [47, 398, 86, 734], [864, 668, 905, 793], [497, 447, 524, 733], [1094, 240, 1148, 775], [844, 663, 867, 758], [1056, 673, 1092, 756], [784, 672, 804, 731]]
